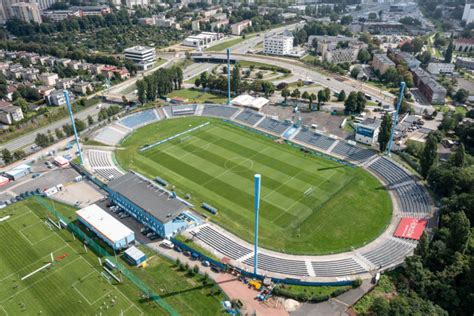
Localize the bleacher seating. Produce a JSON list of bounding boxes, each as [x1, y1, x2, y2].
[[368, 157, 413, 185], [118, 109, 159, 129], [293, 130, 336, 151], [202, 105, 238, 118], [360, 238, 416, 268], [94, 125, 128, 145], [311, 258, 366, 277], [330, 142, 376, 163], [235, 110, 263, 126], [257, 118, 291, 135], [243, 253, 309, 276], [195, 226, 252, 260], [87, 150, 124, 181], [395, 182, 431, 215]]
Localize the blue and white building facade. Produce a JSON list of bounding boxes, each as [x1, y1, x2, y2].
[[107, 172, 196, 238], [355, 117, 381, 146]]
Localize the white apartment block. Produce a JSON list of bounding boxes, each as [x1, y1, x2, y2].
[[462, 1, 474, 24], [263, 34, 294, 56], [39, 72, 59, 86], [126, 0, 149, 9], [124, 46, 156, 70], [231, 19, 252, 35], [324, 48, 359, 64], [11, 2, 42, 23]]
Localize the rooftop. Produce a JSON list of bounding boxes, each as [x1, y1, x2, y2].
[[76, 204, 134, 243], [108, 172, 187, 223]]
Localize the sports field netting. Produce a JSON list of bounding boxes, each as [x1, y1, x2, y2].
[[0, 199, 144, 315], [117, 117, 392, 255]]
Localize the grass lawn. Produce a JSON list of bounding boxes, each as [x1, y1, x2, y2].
[[116, 117, 392, 255], [205, 37, 245, 52], [0, 199, 148, 315], [166, 89, 228, 104]]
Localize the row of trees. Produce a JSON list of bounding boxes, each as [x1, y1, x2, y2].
[[136, 66, 183, 104]]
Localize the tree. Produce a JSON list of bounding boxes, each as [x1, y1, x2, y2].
[[337, 90, 346, 102], [369, 297, 390, 315], [200, 71, 208, 89], [136, 80, 146, 105], [291, 89, 301, 99], [382, 67, 400, 86], [13, 149, 26, 160], [357, 48, 371, 63], [350, 67, 360, 79], [317, 90, 325, 110], [194, 77, 201, 88], [453, 143, 465, 168], [323, 87, 331, 101], [55, 128, 64, 139], [444, 40, 453, 63], [281, 88, 290, 104], [302, 91, 309, 101], [340, 15, 352, 25], [421, 132, 439, 178], [454, 89, 469, 103], [368, 12, 377, 20], [1, 148, 13, 164], [231, 64, 241, 93], [35, 133, 51, 148], [87, 115, 94, 126], [378, 112, 392, 152]]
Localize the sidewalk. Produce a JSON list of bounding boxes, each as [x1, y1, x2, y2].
[[145, 241, 288, 316]]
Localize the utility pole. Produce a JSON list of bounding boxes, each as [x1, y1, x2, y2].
[[227, 48, 231, 105], [63, 90, 84, 165], [253, 174, 261, 277], [386, 81, 406, 156]]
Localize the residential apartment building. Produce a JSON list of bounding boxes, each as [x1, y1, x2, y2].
[[48, 90, 66, 106], [125, 0, 149, 9], [11, 2, 42, 23], [454, 38, 474, 52], [372, 53, 395, 75], [426, 63, 455, 75], [324, 48, 359, 64], [456, 56, 474, 70], [263, 34, 294, 56], [124, 45, 156, 70], [462, 0, 474, 24], [0, 101, 24, 125], [39, 72, 58, 86], [388, 48, 421, 69], [231, 19, 252, 35], [42, 9, 81, 21], [411, 68, 447, 104]]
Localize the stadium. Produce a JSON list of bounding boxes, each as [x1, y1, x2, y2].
[[83, 104, 435, 282]]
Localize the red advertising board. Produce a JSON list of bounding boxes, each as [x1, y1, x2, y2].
[[394, 217, 427, 240]]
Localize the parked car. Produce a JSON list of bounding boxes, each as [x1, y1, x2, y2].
[[161, 240, 174, 249]]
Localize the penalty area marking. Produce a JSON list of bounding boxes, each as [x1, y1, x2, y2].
[[72, 271, 112, 306]]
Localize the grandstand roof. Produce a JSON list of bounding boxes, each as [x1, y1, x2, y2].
[[108, 172, 187, 223], [232, 94, 269, 110], [76, 204, 134, 243]]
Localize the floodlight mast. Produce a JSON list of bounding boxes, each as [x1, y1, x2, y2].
[[227, 48, 231, 105], [386, 81, 406, 156], [253, 174, 261, 277], [63, 90, 84, 165]]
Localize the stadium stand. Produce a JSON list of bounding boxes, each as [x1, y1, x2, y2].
[[368, 157, 414, 185], [171, 104, 197, 116], [94, 124, 129, 145], [194, 226, 252, 260], [243, 253, 309, 276], [293, 130, 336, 151], [311, 258, 366, 277], [87, 150, 124, 181], [394, 182, 431, 215], [360, 238, 416, 269], [202, 105, 239, 118], [257, 118, 291, 135], [235, 110, 264, 126], [117, 109, 159, 129], [330, 142, 376, 163]]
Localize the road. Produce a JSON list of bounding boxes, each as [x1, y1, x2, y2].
[[206, 52, 395, 105], [3, 103, 114, 153]]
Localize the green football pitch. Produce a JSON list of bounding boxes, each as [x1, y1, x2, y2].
[[0, 199, 143, 315], [117, 116, 392, 255]]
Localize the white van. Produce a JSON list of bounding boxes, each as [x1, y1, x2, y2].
[[161, 240, 174, 249], [311, 124, 318, 129]]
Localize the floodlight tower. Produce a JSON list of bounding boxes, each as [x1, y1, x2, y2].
[[227, 48, 231, 105], [253, 174, 261, 277], [386, 81, 406, 156], [63, 90, 84, 165]]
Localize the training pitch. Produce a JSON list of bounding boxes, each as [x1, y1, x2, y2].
[[0, 199, 143, 315], [117, 117, 392, 255]]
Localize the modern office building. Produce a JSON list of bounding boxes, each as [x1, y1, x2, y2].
[[182, 32, 223, 49], [124, 46, 156, 70], [263, 34, 294, 56]]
